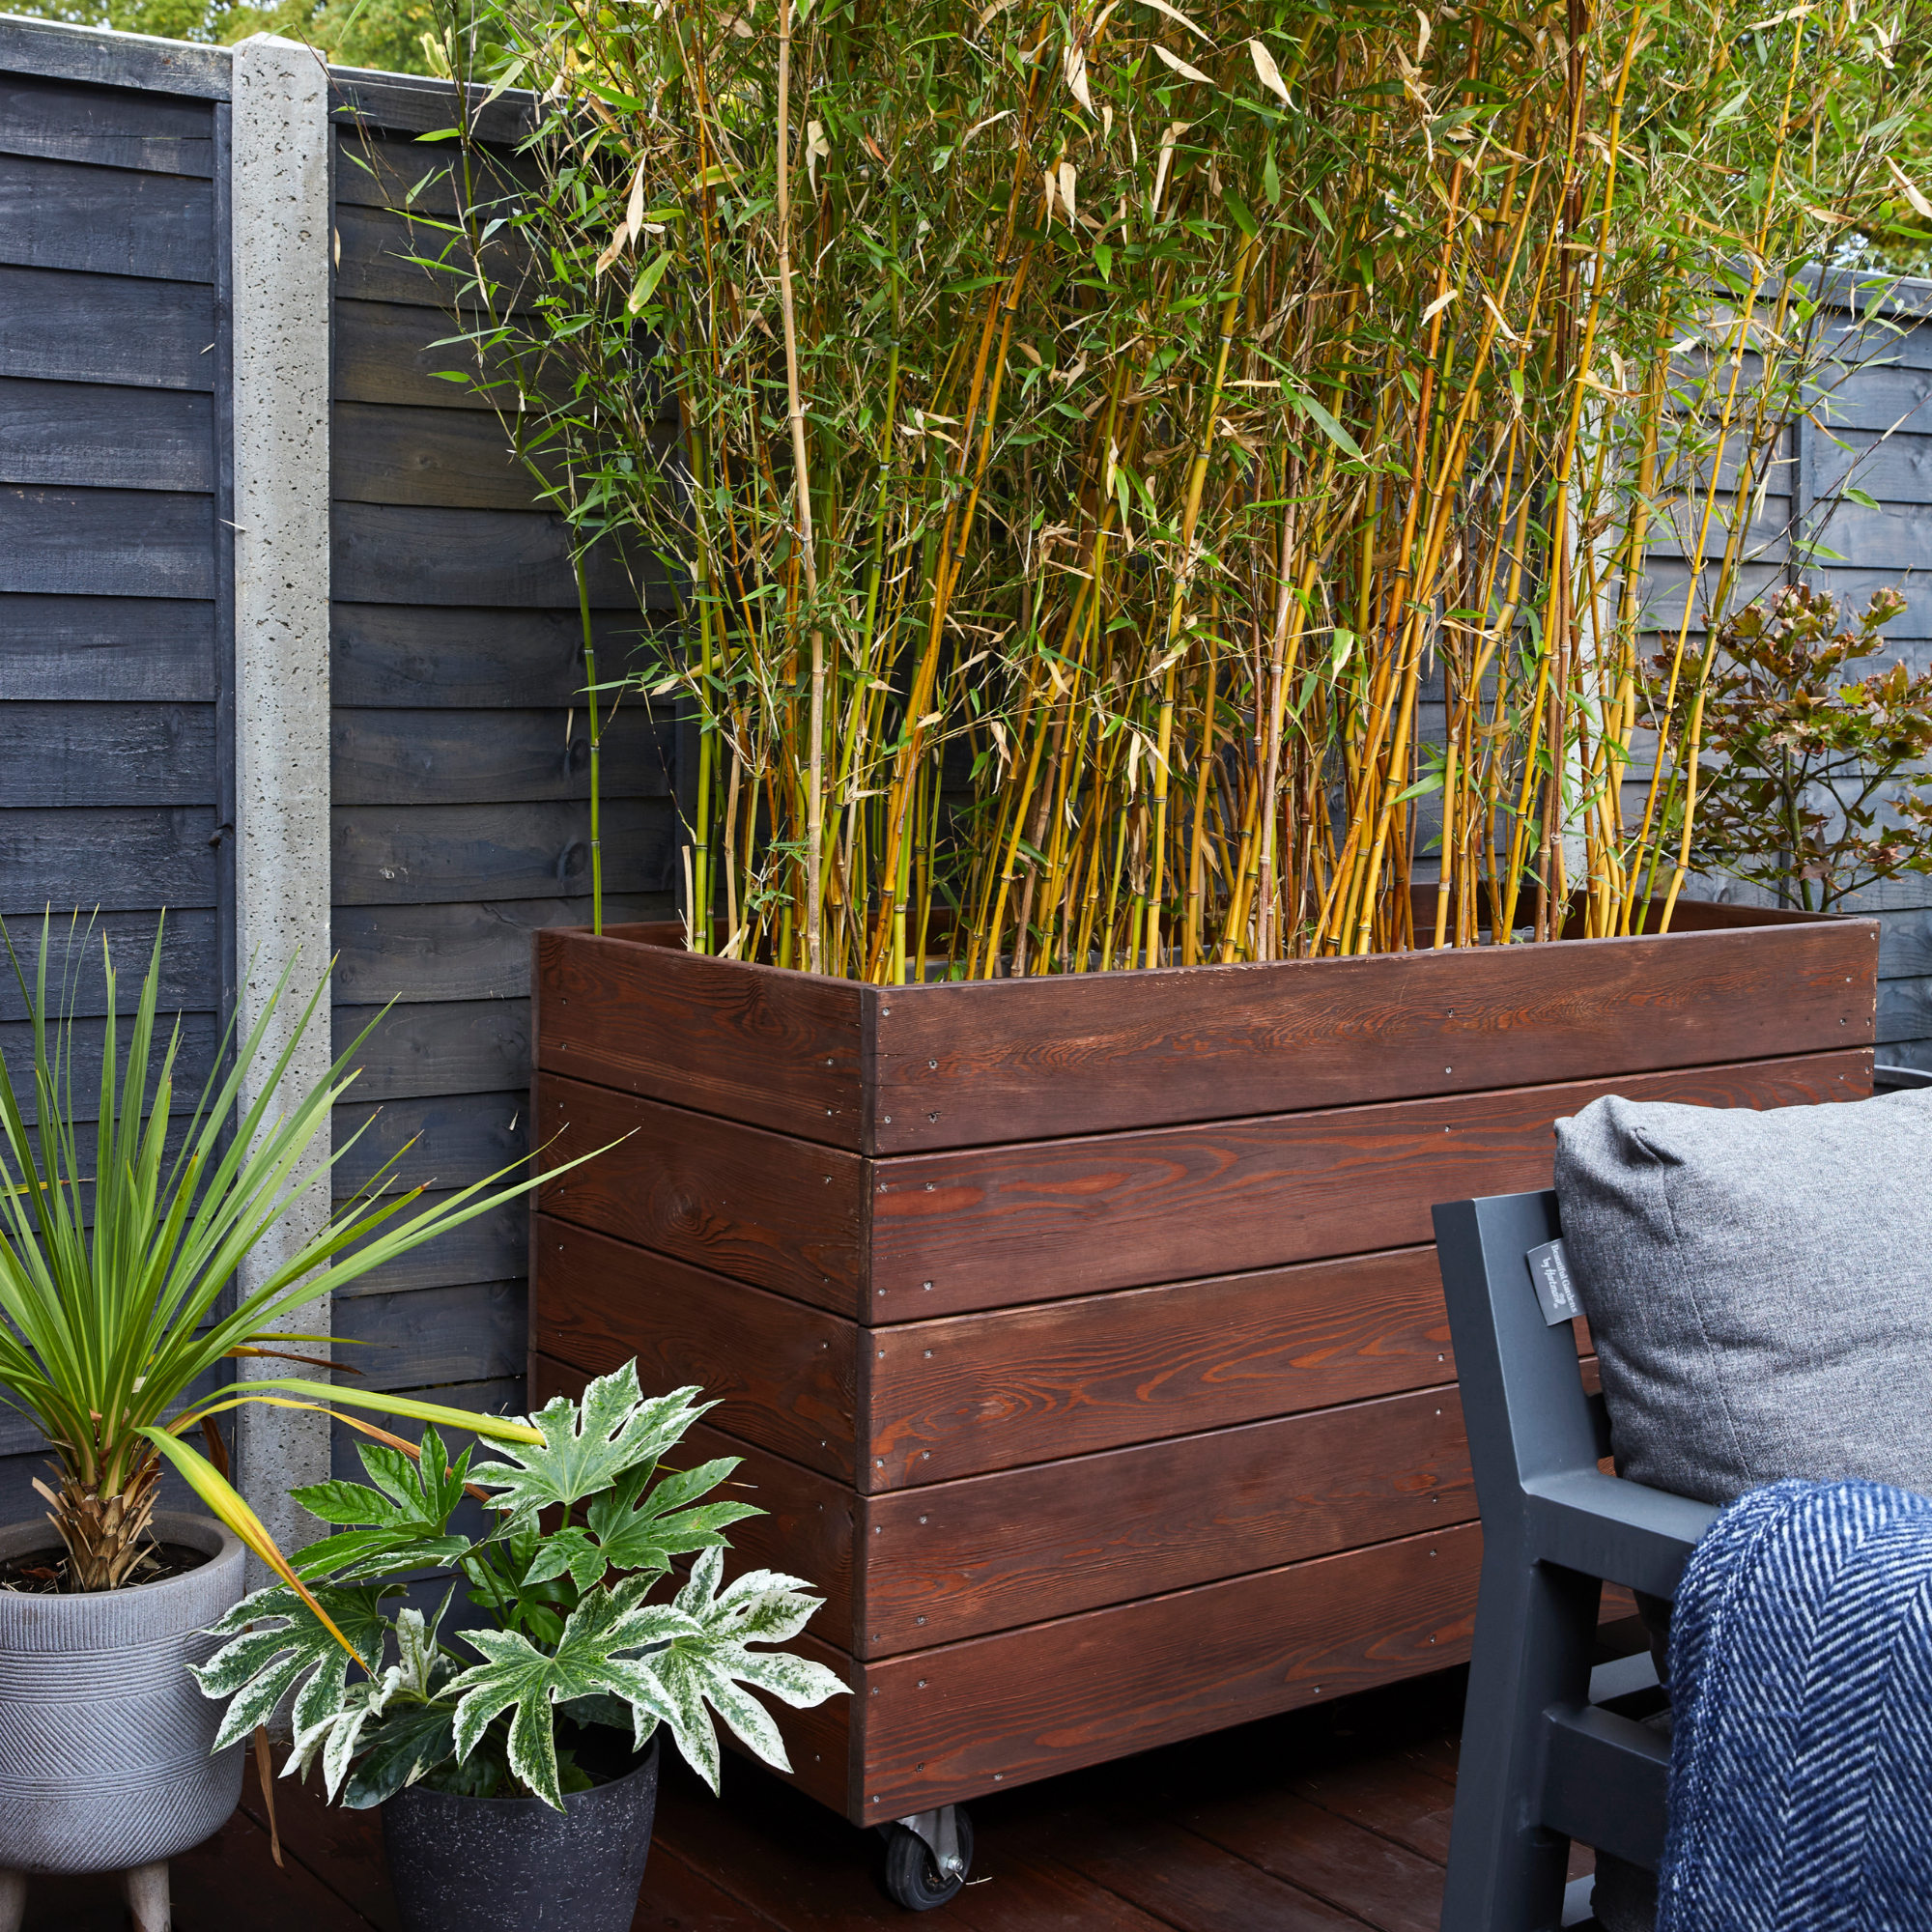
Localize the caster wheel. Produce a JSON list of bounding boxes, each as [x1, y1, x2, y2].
[[881, 1809, 975, 1911]]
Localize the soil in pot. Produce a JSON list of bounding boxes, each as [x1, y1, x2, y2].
[[382, 1724, 660, 1932], [0, 1540, 212, 1595]]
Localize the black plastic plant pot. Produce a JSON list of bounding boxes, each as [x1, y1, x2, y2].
[[382, 1735, 660, 1932]]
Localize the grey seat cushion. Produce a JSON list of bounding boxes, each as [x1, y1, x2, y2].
[[1552, 1089, 1932, 1506]]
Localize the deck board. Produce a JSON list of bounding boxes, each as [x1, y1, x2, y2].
[[11, 1663, 1614, 1929]]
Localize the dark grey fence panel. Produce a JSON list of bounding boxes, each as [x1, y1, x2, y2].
[[324, 82, 677, 1436]]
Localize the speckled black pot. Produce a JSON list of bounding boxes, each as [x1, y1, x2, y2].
[[381, 1736, 660, 1932]]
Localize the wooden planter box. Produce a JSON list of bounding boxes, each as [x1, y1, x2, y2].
[[528, 905, 1877, 1825]]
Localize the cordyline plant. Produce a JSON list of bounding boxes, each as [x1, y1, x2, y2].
[[407, 0, 1932, 973], [1647, 582, 1932, 912], [192, 1363, 847, 1811], [0, 914, 603, 1605]]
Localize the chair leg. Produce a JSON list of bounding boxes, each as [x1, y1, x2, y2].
[[0, 1870, 23, 1932], [1440, 1546, 1602, 1932], [123, 1861, 170, 1932]]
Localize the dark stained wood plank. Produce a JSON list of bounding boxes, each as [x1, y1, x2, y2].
[[332, 894, 671, 1005], [1049, 1809, 1362, 1932], [534, 1217, 859, 1482], [0, 593, 213, 699], [856, 1521, 1480, 1819], [0, 266, 214, 390], [328, 70, 531, 147], [866, 1246, 1455, 1488], [333, 128, 533, 215], [0, 700, 213, 807], [1880, 908, 1932, 980], [868, 918, 1878, 1152], [534, 1074, 867, 1319], [330, 1376, 526, 1479], [537, 927, 866, 1150], [333, 296, 504, 412], [333, 601, 655, 706], [867, 1051, 1876, 1316], [1878, 976, 1932, 1046], [333, 1184, 526, 1296], [330, 1088, 526, 1196], [0, 19, 231, 100], [331, 199, 533, 312], [330, 1279, 526, 1393], [238, 1762, 401, 1932], [0, 1009, 217, 1125], [0, 485, 214, 598], [332, 704, 672, 807], [1288, 1758, 1461, 1865], [336, 997, 530, 1101], [858, 1387, 1472, 1654], [333, 798, 674, 905], [0, 905, 216, 1022], [633, 1843, 785, 1931], [946, 1847, 1179, 1932], [0, 375, 213, 490], [331, 499, 654, 610], [0, 151, 212, 281], [0, 73, 214, 174], [332, 398, 538, 510], [0, 804, 217, 912], [1168, 1789, 1445, 1932]]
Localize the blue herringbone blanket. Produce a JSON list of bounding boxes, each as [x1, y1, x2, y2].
[[1659, 1478, 1932, 1932]]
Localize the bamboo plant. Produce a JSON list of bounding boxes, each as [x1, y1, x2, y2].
[[418, 0, 1931, 977], [0, 915, 603, 1608]]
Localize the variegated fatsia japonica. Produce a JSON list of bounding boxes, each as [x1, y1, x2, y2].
[[190, 1363, 847, 1810]]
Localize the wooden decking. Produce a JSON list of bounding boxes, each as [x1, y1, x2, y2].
[[14, 1662, 1605, 1931]]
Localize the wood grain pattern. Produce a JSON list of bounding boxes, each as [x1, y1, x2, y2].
[[332, 704, 671, 807], [0, 268, 213, 391], [867, 1050, 1874, 1317], [0, 153, 212, 282], [332, 601, 652, 708], [331, 399, 539, 511], [852, 1521, 1480, 1821], [535, 927, 867, 1148], [331, 797, 673, 904], [865, 1245, 1455, 1489], [859, 1385, 1470, 1656], [0, 805, 217, 913], [0, 20, 230, 100], [335, 997, 531, 1101], [0, 593, 213, 700], [533, 1073, 867, 1318], [0, 701, 213, 808], [0, 486, 214, 599], [0, 376, 213, 491], [331, 201, 530, 312], [534, 1216, 858, 1481], [867, 919, 1877, 1152], [332, 129, 532, 215], [329, 1089, 526, 1196], [332, 894, 670, 1005], [0, 73, 213, 175], [332, 1186, 526, 1297], [331, 500, 647, 610], [0, 908, 216, 1024], [329, 1279, 526, 1390], [332, 297, 503, 412]]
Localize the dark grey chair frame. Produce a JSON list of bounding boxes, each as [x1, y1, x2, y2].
[[1434, 1190, 1719, 1932]]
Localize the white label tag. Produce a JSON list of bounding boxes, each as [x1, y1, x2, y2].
[[1526, 1238, 1580, 1326]]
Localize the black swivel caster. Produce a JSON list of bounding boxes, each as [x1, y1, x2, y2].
[[878, 1804, 975, 1910]]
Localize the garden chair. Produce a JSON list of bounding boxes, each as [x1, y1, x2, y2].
[[1431, 1187, 1713, 1931]]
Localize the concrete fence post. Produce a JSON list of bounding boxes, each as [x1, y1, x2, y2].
[[229, 34, 334, 1576]]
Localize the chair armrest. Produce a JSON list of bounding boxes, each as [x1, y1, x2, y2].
[[1521, 1468, 1719, 1601]]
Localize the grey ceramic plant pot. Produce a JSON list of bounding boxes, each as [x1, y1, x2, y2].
[[382, 1736, 661, 1932], [0, 1511, 246, 1875]]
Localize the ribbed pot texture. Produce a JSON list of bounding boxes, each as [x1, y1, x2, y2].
[[0, 1511, 245, 1875], [382, 1736, 661, 1932]]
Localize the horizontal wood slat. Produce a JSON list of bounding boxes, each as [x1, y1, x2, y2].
[[332, 895, 669, 1005], [331, 798, 674, 904], [332, 297, 502, 412], [0, 266, 215, 392], [855, 1522, 1479, 1821], [0, 701, 214, 807], [867, 1050, 1874, 1316], [0, 805, 217, 912], [0, 151, 212, 280], [0, 376, 213, 492], [332, 130, 530, 215], [0, 907, 217, 1023], [335, 998, 531, 1102], [333, 1187, 526, 1298], [331, 399, 536, 511], [0, 594, 213, 700], [332, 705, 671, 807], [0, 73, 213, 174], [535, 1073, 867, 1317], [332, 603, 653, 708], [536, 926, 866, 1147], [331, 201, 529, 311], [866, 919, 1876, 1151], [865, 1246, 1457, 1489], [331, 501, 649, 610], [533, 1218, 859, 1482], [0, 20, 231, 99], [0, 486, 214, 598], [330, 1280, 526, 1391], [330, 1089, 525, 1196]]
